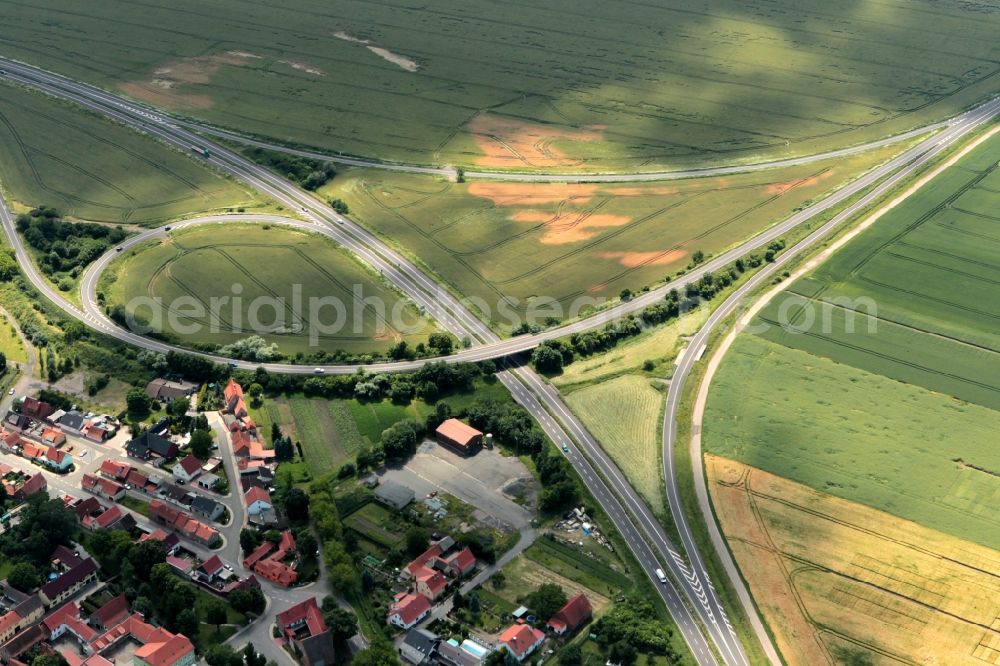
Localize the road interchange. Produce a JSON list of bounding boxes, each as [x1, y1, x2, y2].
[[0, 58, 748, 666], [1, 53, 997, 666]]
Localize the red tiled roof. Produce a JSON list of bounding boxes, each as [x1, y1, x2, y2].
[[82, 424, 108, 442], [231, 429, 253, 456], [126, 469, 149, 486], [139, 528, 168, 543], [134, 633, 195, 666], [499, 624, 546, 659], [0, 610, 19, 636], [176, 455, 201, 476], [45, 446, 68, 464], [82, 473, 123, 498], [150, 499, 181, 524], [244, 486, 271, 506], [435, 419, 482, 447], [21, 441, 46, 459], [199, 555, 223, 577], [100, 460, 131, 480], [276, 530, 296, 556], [254, 558, 297, 586], [413, 566, 447, 597], [547, 593, 592, 634], [248, 440, 275, 460], [18, 472, 47, 497], [445, 546, 477, 574], [41, 428, 65, 445], [405, 543, 443, 576], [277, 598, 327, 634], [91, 594, 129, 629], [387, 593, 431, 627], [94, 505, 125, 529], [223, 379, 243, 403], [243, 541, 274, 569]]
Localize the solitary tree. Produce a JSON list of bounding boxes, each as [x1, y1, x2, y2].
[[189, 429, 214, 460], [7, 562, 38, 592], [126, 388, 152, 420]]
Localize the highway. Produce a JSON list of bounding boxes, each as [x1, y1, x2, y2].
[[1, 53, 997, 666], [659, 100, 1000, 666], [2, 57, 999, 376], [0, 58, 746, 665], [0, 54, 944, 184], [188, 119, 942, 184]]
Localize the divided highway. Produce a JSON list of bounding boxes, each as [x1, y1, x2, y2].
[[1, 53, 997, 666], [659, 97, 1000, 666], [0, 57, 747, 665]]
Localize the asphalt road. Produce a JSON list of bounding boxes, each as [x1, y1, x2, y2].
[[0, 61, 740, 665], [2, 53, 996, 666], [2, 57, 997, 378], [188, 119, 942, 184], [659, 99, 1000, 666]]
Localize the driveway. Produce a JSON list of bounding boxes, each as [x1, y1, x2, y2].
[[381, 441, 534, 530]]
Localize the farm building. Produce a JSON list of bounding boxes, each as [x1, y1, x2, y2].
[[374, 480, 415, 510], [435, 419, 483, 455]]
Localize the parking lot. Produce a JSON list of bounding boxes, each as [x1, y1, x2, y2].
[[380, 441, 535, 530]]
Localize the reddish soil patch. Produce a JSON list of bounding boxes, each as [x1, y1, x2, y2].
[[598, 249, 686, 268], [600, 185, 680, 197], [467, 114, 604, 168], [119, 51, 261, 110], [765, 169, 834, 195], [513, 210, 630, 244], [467, 182, 597, 206]]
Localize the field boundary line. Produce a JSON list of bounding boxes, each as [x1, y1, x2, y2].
[[689, 123, 1000, 666]]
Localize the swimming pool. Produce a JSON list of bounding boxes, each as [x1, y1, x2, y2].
[[461, 640, 490, 659]]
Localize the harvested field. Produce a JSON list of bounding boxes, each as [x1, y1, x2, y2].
[[707, 455, 1000, 666], [2, 0, 996, 169], [320, 145, 902, 328]]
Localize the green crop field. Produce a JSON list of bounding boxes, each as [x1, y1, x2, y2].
[[1, 0, 996, 170], [321, 146, 901, 328], [704, 335, 1000, 552], [101, 223, 436, 355], [754, 132, 1000, 411], [704, 132, 1000, 549], [0, 82, 258, 225], [565, 375, 665, 508], [250, 394, 366, 476]]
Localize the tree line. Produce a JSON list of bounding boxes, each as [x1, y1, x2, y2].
[[531, 242, 785, 373]]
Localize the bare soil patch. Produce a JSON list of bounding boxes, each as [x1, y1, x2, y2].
[[278, 60, 324, 76], [598, 249, 686, 268], [333, 31, 419, 72], [764, 169, 834, 195], [120, 51, 261, 109], [513, 210, 630, 244], [467, 182, 597, 206], [467, 114, 604, 168]]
